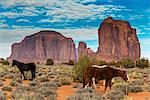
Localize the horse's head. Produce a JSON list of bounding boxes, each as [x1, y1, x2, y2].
[[118, 70, 130, 82]]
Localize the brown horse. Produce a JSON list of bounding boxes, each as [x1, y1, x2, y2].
[[83, 66, 129, 91]]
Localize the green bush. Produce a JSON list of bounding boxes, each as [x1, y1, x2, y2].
[[2, 86, 12, 91], [97, 60, 106, 66], [90, 58, 97, 65], [1, 60, 9, 65], [73, 56, 92, 83], [121, 59, 134, 68], [68, 60, 75, 65], [107, 61, 116, 66], [46, 59, 54, 65], [136, 58, 149, 68]]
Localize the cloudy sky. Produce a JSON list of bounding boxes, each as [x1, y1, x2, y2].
[[0, 0, 150, 59]]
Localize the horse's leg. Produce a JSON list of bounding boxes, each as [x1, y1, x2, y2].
[[105, 79, 108, 92], [31, 70, 35, 79], [103, 79, 105, 86], [83, 76, 90, 88], [92, 77, 97, 89], [20, 71, 26, 80], [108, 79, 112, 90]]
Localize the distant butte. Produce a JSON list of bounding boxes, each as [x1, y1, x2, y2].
[[78, 17, 140, 62], [8, 30, 76, 64]]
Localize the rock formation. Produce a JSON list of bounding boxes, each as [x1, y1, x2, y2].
[[8, 30, 76, 64], [97, 17, 140, 62], [78, 17, 140, 62], [78, 42, 96, 59]]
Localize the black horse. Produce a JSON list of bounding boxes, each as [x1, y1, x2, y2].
[[12, 60, 36, 80]]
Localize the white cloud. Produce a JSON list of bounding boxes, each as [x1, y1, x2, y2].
[[0, 24, 8, 28], [16, 19, 30, 22], [39, 19, 62, 23], [144, 28, 150, 31], [128, 15, 144, 21], [0, 11, 37, 18], [0, 0, 130, 20]]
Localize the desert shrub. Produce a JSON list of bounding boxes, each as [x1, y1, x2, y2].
[[130, 71, 143, 79], [68, 60, 75, 65], [39, 81, 59, 90], [32, 93, 45, 100], [29, 80, 39, 86], [39, 75, 49, 82], [107, 61, 116, 66], [67, 87, 105, 100], [67, 93, 105, 100], [0, 81, 3, 86], [46, 59, 54, 65], [90, 58, 97, 65], [2, 86, 12, 91], [12, 77, 22, 83], [11, 89, 40, 100], [136, 58, 149, 68], [1, 60, 9, 65], [59, 77, 71, 85], [130, 79, 144, 85], [0, 58, 4, 63], [128, 85, 143, 92], [112, 82, 129, 94], [0, 94, 6, 100], [106, 89, 125, 100], [10, 80, 18, 86], [0, 90, 6, 100], [76, 87, 95, 94], [73, 84, 81, 88], [143, 85, 150, 92], [35, 86, 57, 99], [4, 73, 14, 79], [97, 60, 106, 66], [121, 59, 134, 68], [73, 56, 92, 82]]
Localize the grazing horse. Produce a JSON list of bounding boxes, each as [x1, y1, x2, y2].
[[83, 66, 129, 91], [12, 60, 36, 80]]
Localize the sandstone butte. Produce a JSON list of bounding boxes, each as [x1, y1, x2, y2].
[[78, 17, 140, 62], [8, 17, 140, 63], [7, 30, 76, 64]]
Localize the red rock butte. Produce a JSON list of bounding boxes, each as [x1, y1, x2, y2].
[[78, 17, 140, 62], [8, 30, 76, 64]]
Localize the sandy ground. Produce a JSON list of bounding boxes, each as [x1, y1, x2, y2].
[[1, 79, 150, 100]]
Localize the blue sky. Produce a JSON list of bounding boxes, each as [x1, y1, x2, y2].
[[0, 0, 150, 59]]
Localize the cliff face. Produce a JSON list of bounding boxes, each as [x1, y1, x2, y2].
[[8, 30, 76, 64], [97, 17, 140, 61]]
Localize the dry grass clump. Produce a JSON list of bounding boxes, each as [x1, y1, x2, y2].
[[0, 90, 6, 100], [128, 85, 143, 92], [2, 85, 12, 91], [67, 87, 106, 100], [106, 89, 125, 100], [0, 81, 3, 86], [129, 79, 144, 85]]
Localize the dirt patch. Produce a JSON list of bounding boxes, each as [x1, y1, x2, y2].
[[128, 92, 150, 100], [57, 85, 77, 100]]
